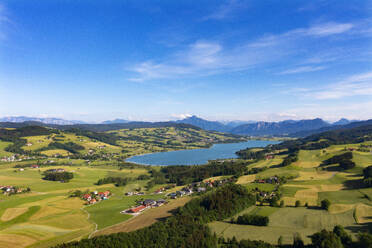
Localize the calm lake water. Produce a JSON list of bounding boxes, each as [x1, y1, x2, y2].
[[126, 140, 280, 166]]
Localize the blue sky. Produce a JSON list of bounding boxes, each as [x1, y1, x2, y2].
[[0, 0, 371, 122]]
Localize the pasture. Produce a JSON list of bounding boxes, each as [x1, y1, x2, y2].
[[0, 163, 161, 248], [209, 206, 359, 245]]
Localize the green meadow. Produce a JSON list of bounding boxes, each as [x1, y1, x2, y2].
[[211, 142, 372, 245]]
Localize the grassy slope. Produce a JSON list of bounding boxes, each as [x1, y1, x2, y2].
[[212, 141, 372, 245], [0, 164, 157, 248], [0, 141, 13, 157], [19, 126, 245, 158]]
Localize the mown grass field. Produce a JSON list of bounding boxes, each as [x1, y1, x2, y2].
[[219, 142, 372, 245], [209, 207, 358, 245], [0, 141, 13, 157], [0, 162, 169, 248]]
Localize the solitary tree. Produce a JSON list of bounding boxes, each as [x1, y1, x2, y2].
[[321, 199, 331, 210]]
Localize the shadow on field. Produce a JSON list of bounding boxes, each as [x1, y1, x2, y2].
[[343, 178, 365, 190], [306, 206, 323, 210], [345, 222, 372, 234]]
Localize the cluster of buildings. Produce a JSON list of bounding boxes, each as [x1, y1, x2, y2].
[[0, 185, 30, 195], [167, 188, 193, 199], [46, 168, 66, 173], [1, 155, 36, 163], [82, 190, 111, 205], [125, 191, 145, 196], [265, 153, 275, 160], [255, 176, 280, 184], [124, 198, 167, 214]]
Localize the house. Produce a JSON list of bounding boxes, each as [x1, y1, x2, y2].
[[82, 194, 92, 201], [128, 205, 147, 213], [176, 191, 186, 197], [184, 188, 193, 195], [89, 199, 97, 204], [19, 168, 24, 171], [98, 191, 110, 199], [265, 155, 274, 160], [56, 168, 65, 173], [169, 192, 177, 199], [197, 187, 206, 193], [125, 192, 133, 196], [142, 199, 156, 206], [26, 143, 33, 147], [156, 199, 166, 206], [31, 164, 39, 169]]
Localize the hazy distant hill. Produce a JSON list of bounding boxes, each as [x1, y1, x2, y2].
[[0, 116, 84, 125], [290, 119, 372, 137], [175, 115, 229, 132], [176, 116, 333, 136], [101, 119, 129, 124], [332, 118, 358, 126], [0, 121, 203, 132], [0, 115, 365, 137], [230, 118, 330, 136]]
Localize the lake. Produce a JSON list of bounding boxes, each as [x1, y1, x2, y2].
[[126, 140, 280, 166]]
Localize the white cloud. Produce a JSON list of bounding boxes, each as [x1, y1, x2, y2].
[[306, 23, 353, 36], [275, 101, 372, 122], [171, 113, 193, 120], [127, 22, 358, 81], [279, 66, 326, 75], [290, 71, 372, 100]]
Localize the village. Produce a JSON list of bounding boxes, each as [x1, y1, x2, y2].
[[0, 185, 31, 196], [81, 190, 111, 205], [122, 177, 234, 215]]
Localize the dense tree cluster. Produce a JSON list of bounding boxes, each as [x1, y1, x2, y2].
[[37, 141, 85, 154], [96, 177, 131, 186], [321, 152, 355, 170], [43, 171, 73, 182], [321, 199, 331, 211], [235, 149, 267, 160], [66, 128, 120, 146], [219, 237, 274, 248], [232, 214, 269, 226], [160, 160, 249, 185], [363, 165, 372, 187], [278, 149, 299, 167]]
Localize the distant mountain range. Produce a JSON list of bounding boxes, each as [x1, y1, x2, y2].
[[0, 116, 85, 125], [101, 119, 129, 124], [175, 115, 360, 136], [0, 115, 362, 137]]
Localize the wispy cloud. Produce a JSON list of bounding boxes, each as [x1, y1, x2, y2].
[[128, 21, 359, 81], [0, 3, 11, 40], [202, 0, 248, 21], [279, 66, 326, 75], [306, 22, 353, 36], [290, 71, 372, 100]]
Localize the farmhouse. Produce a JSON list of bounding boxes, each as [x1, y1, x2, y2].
[[128, 205, 147, 213], [142, 199, 156, 206], [82, 194, 91, 201]]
